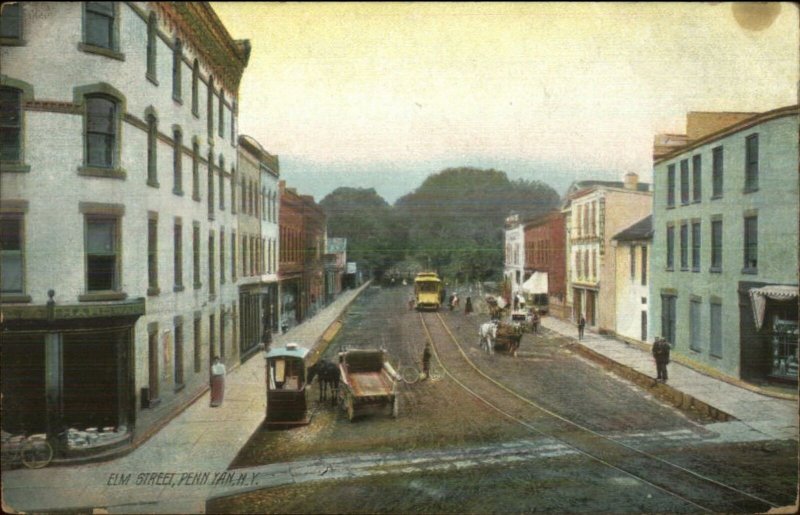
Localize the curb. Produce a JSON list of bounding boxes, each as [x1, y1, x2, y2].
[[306, 281, 372, 364]]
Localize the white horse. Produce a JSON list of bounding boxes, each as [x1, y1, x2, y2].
[[479, 321, 498, 355]]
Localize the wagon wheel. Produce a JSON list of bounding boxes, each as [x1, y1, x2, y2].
[[21, 439, 53, 469], [400, 365, 420, 384], [391, 395, 399, 418], [346, 396, 355, 422]]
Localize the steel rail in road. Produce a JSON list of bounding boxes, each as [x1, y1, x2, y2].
[[419, 311, 781, 513]]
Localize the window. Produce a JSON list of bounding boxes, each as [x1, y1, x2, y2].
[[711, 219, 723, 271], [0, 87, 22, 162], [231, 101, 236, 145], [86, 217, 119, 291], [666, 225, 674, 270], [0, 2, 22, 41], [218, 91, 224, 138], [231, 168, 237, 214], [173, 128, 183, 194], [219, 307, 225, 359], [208, 231, 215, 296], [146, 112, 158, 185], [146, 13, 157, 81], [0, 216, 23, 293], [84, 2, 115, 50], [174, 319, 184, 388], [207, 78, 214, 139], [231, 231, 237, 280], [591, 249, 596, 279], [209, 314, 216, 362], [147, 215, 158, 294], [712, 146, 723, 198], [690, 299, 702, 352], [261, 187, 266, 221], [241, 178, 247, 213], [691, 222, 701, 272], [207, 151, 214, 219], [173, 220, 183, 290], [192, 140, 200, 201], [583, 249, 589, 280], [220, 228, 225, 285], [640, 245, 647, 286], [629, 246, 636, 280], [661, 294, 676, 347], [745, 134, 758, 192], [172, 38, 182, 102], [193, 316, 201, 374], [218, 156, 225, 210], [680, 159, 689, 205], [242, 236, 248, 276], [148, 325, 159, 403], [86, 96, 117, 169], [680, 223, 688, 270], [692, 154, 701, 202], [641, 311, 647, 342], [710, 302, 722, 358], [743, 215, 758, 272], [192, 222, 201, 289], [667, 164, 675, 208], [191, 60, 199, 116]]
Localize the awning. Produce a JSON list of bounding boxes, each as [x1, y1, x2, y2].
[[522, 272, 548, 295], [749, 285, 799, 330]]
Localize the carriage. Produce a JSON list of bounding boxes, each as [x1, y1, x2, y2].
[[337, 348, 399, 421], [264, 343, 311, 428], [480, 320, 523, 356]]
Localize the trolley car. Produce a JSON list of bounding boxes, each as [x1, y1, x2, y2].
[[264, 342, 311, 428], [414, 272, 443, 311]]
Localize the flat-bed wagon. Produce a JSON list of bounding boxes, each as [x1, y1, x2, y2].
[[337, 349, 399, 421], [494, 322, 524, 356]]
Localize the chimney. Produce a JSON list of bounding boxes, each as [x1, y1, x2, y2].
[[624, 172, 639, 191]]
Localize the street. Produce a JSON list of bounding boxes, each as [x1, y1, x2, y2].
[[215, 285, 797, 513]]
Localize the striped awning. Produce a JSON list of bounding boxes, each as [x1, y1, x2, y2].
[[749, 285, 799, 330]]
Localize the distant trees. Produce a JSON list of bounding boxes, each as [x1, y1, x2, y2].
[[320, 168, 560, 282]]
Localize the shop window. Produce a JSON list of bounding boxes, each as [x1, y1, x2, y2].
[[770, 319, 799, 380], [0, 215, 24, 294], [1, 334, 46, 433], [86, 216, 120, 292]]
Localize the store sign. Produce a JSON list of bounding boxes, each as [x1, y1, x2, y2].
[[346, 262, 357, 274]]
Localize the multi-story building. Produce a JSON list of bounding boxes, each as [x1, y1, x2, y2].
[[522, 211, 567, 318], [302, 194, 327, 316], [324, 237, 347, 303], [610, 215, 652, 344], [278, 181, 304, 331], [503, 214, 525, 304], [236, 135, 279, 359], [562, 174, 651, 329], [0, 2, 249, 457], [651, 106, 799, 383]]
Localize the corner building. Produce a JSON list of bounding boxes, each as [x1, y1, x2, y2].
[[651, 106, 799, 383], [0, 2, 249, 459]]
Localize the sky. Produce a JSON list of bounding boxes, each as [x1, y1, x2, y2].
[[212, 2, 798, 203]]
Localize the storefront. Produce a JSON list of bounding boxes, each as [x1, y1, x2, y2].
[[572, 286, 597, 326], [239, 283, 279, 360], [279, 277, 302, 332], [0, 298, 144, 459], [748, 284, 799, 383]]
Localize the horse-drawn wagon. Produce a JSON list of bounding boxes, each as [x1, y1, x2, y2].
[[264, 343, 311, 428], [337, 349, 399, 421], [479, 320, 523, 356]]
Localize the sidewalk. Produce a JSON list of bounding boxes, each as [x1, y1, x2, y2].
[[1, 283, 370, 515], [540, 316, 798, 442]]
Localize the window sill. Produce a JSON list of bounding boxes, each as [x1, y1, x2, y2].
[[194, 282, 202, 290], [680, 267, 689, 272], [1, 162, 31, 173], [147, 286, 161, 297], [665, 267, 674, 272], [692, 199, 701, 204], [78, 42, 125, 61], [79, 166, 126, 180], [0, 37, 26, 46], [144, 397, 161, 409], [666, 205, 675, 210], [743, 187, 759, 194], [192, 194, 201, 202], [146, 73, 159, 86], [173, 95, 183, 105], [192, 109, 199, 119], [0, 294, 32, 303], [710, 195, 723, 201], [174, 383, 186, 393], [173, 188, 184, 197], [741, 267, 758, 275], [691, 268, 700, 273], [147, 179, 160, 188], [709, 267, 722, 274], [79, 291, 128, 302], [680, 201, 690, 206], [209, 294, 217, 301], [208, 214, 215, 221], [173, 285, 185, 292]]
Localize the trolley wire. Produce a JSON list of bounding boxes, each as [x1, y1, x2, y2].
[[420, 311, 782, 513]]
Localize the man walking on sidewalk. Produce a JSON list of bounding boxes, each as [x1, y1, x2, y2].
[[577, 315, 586, 340], [652, 337, 671, 382]]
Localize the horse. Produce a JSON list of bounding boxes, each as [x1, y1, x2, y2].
[[307, 359, 340, 406], [479, 321, 498, 355]]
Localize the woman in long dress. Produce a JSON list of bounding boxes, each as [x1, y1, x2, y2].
[[210, 356, 226, 407]]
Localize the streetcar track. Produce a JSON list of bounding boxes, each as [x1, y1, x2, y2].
[[420, 311, 781, 513]]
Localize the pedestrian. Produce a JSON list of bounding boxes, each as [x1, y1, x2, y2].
[[448, 294, 455, 311], [464, 296, 473, 315], [408, 295, 415, 311], [531, 311, 540, 334], [422, 343, 432, 380], [210, 356, 226, 407], [578, 315, 586, 340], [652, 337, 671, 382]]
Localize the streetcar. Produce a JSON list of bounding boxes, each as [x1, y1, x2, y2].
[[414, 272, 443, 311], [264, 342, 311, 428]]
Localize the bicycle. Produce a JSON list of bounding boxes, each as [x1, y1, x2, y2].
[[1, 433, 54, 469]]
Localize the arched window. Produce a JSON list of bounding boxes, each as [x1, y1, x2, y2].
[[146, 111, 158, 185], [0, 87, 22, 162], [146, 12, 157, 81], [172, 38, 182, 101], [173, 127, 183, 194], [87, 95, 118, 169], [191, 60, 199, 115]]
